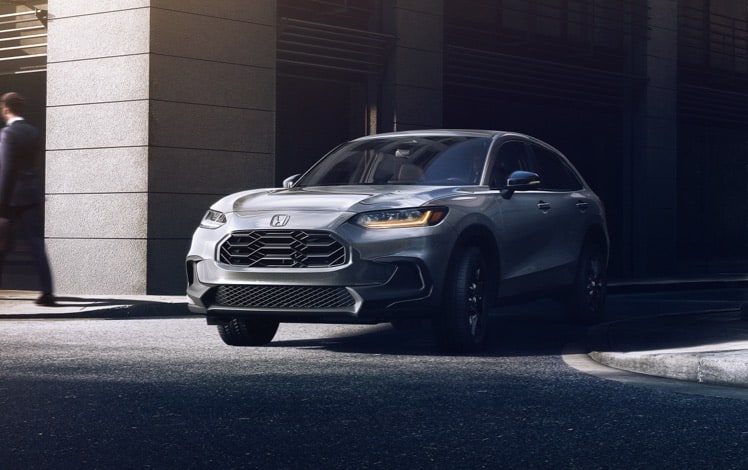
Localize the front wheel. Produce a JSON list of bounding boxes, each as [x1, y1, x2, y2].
[[217, 318, 279, 346], [565, 241, 607, 324], [436, 246, 489, 353]]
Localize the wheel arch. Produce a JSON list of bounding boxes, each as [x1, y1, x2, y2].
[[582, 223, 610, 268], [445, 224, 501, 306]]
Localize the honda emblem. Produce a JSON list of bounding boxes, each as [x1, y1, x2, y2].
[[270, 214, 290, 227]]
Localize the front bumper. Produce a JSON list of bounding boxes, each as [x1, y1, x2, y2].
[[186, 254, 436, 323], [185, 208, 457, 323]]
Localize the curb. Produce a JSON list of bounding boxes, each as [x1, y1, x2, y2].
[[586, 309, 748, 389], [589, 348, 748, 388]]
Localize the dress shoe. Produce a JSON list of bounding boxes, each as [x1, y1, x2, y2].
[[35, 293, 57, 307]]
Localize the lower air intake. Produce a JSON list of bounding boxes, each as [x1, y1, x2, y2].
[[215, 285, 355, 309]]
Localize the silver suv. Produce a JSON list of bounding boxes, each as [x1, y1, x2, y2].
[[186, 130, 609, 352]]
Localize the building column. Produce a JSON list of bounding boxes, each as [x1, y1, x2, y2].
[[629, 0, 679, 276], [381, 0, 443, 131], [45, 1, 276, 294]]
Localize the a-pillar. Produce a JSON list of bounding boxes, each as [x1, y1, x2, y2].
[[45, 1, 277, 294]]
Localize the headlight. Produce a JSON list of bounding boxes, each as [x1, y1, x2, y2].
[[200, 209, 227, 229], [353, 208, 448, 229]]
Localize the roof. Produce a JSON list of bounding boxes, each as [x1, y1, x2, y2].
[[355, 129, 513, 140]]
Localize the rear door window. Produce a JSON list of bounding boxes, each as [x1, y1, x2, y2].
[[528, 145, 583, 191]]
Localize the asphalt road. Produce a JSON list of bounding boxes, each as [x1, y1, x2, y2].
[[1, 309, 747, 469]]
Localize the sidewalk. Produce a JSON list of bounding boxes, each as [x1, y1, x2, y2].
[[0, 290, 191, 319], [589, 281, 748, 389], [1, 285, 748, 389], [588, 307, 748, 388]]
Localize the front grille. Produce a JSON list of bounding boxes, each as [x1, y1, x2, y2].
[[215, 285, 356, 310], [219, 230, 347, 268]]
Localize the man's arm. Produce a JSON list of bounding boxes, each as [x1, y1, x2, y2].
[[0, 127, 16, 217]]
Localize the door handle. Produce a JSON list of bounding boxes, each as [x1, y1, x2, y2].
[[576, 201, 590, 212], [537, 201, 551, 212]]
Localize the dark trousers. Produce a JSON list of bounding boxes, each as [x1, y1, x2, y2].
[[0, 204, 53, 294]]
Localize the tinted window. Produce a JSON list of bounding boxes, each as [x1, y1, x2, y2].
[[530, 145, 583, 191], [489, 141, 529, 189], [297, 136, 491, 186], [421, 138, 490, 184]]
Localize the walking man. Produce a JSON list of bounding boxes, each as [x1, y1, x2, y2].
[[0, 92, 55, 306]]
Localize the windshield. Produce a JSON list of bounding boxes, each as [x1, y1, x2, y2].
[[296, 136, 492, 187]]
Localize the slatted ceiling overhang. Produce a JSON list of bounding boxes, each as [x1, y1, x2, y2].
[[0, 7, 47, 75], [678, 84, 748, 127], [278, 0, 378, 22], [445, 45, 645, 109], [277, 17, 395, 77], [679, 4, 748, 75], [443, 0, 649, 110], [677, 5, 748, 127]]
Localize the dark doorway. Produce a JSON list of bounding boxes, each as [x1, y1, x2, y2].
[[677, 123, 748, 274], [276, 76, 368, 184]]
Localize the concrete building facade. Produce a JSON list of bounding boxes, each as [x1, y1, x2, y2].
[[0, 0, 746, 294]]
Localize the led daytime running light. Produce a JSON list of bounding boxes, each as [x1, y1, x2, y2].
[[357, 208, 447, 229]]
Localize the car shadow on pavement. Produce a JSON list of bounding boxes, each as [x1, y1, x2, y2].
[[269, 303, 589, 357]]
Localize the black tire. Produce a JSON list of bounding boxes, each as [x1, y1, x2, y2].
[[436, 246, 489, 353], [217, 318, 279, 346], [565, 241, 607, 324]]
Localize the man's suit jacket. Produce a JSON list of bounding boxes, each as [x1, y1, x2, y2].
[[0, 119, 42, 212]]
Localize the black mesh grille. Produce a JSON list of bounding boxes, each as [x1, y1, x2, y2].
[[219, 230, 347, 268], [215, 285, 355, 310]]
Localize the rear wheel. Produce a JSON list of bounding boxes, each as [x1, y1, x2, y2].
[[436, 246, 489, 353], [565, 241, 607, 324], [217, 318, 279, 346]]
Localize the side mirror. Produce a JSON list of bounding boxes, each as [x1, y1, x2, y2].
[[283, 174, 301, 189], [501, 171, 541, 199]]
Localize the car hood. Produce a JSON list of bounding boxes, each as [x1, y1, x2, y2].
[[230, 185, 462, 214]]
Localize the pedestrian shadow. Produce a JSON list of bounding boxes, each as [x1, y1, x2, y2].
[[0, 294, 143, 307], [0, 295, 189, 319], [54, 296, 149, 307]]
